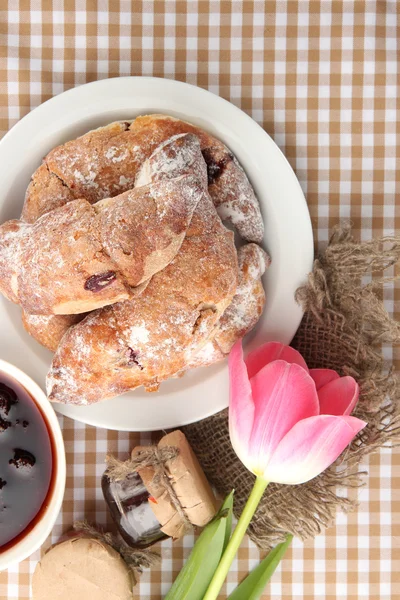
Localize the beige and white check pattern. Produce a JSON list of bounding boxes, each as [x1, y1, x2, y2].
[[0, 1, 399, 599]]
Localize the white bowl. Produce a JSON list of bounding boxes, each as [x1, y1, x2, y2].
[[0, 77, 314, 431], [0, 360, 66, 571]]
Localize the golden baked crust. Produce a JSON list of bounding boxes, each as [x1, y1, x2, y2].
[[23, 163, 76, 225], [214, 243, 269, 353], [5, 119, 268, 404], [0, 219, 27, 303], [46, 132, 237, 403], [22, 121, 129, 223], [1, 199, 131, 314], [96, 174, 204, 288], [47, 192, 238, 405], [21, 311, 85, 352], [1, 146, 204, 314], [24, 243, 268, 361], [23, 115, 264, 243], [185, 243, 269, 369]]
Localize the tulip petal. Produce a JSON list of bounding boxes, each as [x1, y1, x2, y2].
[[345, 415, 367, 436], [228, 341, 255, 468], [318, 376, 360, 416], [246, 342, 309, 379], [264, 415, 367, 485], [248, 361, 319, 475], [310, 368, 340, 390]]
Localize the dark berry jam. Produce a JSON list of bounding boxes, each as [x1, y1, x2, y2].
[[0, 374, 53, 550], [102, 471, 167, 548]]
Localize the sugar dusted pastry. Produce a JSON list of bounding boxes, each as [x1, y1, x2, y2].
[[3, 117, 270, 405], [47, 189, 238, 404], [21, 312, 85, 352], [185, 243, 270, 369], [15, 132, 209, 348], [0, 220, 27, 303], [213, 243, 269, 353], [135, 132, 208, 189], [24, 243, 268, 357], [0, 168, 203, 314], [132, 115, 264, 242], [0, 200, 130, 314], [23, 115, 264, 243], [23, 121, 128, 223]]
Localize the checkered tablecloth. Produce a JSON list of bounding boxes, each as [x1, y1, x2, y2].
[[0, 1, 399, 599]]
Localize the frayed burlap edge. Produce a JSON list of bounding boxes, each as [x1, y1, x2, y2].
[[183, 226, 400, 550]]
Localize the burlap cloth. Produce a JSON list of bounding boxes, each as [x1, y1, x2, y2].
[[183, 226, 400, 550]]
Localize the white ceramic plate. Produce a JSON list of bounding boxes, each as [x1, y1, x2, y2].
[[0, 77, 313, 431]]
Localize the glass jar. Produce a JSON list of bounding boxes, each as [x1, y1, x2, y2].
[[101, 471, 167, 548]]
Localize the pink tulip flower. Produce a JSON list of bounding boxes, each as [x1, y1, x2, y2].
[[204, 340, 367, 600], [229, 340, 366, 485]]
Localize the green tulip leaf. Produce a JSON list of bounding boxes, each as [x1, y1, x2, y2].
[[164, 491, 235, 600], [227, 534, 293, 600], [220, 490, 234, 552]]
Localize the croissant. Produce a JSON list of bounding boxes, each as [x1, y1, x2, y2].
[[185, 243, 270, 369], [7, 116, 269, 405], [47, 191, 238, 404], [23, 115, 263, 243], [20, 115, 265, 348], [21, 312, 85, 352], [0, 137, 205, 314], [23, 244, 269, 362]]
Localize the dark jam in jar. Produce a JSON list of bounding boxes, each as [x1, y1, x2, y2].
[[0, 374, 53, 551], [102, 471, 167, 548]]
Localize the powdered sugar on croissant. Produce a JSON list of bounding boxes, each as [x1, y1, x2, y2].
[[185, 243, 270, 369], [0, 145, 204, 314], [47, 191, 238, 405], [21, 311, 85, 352], [215, 243, 269, 353], [23, 115, 263, 243], [135, 133, 209, 189], [8, 117, 269, 406], [47, 136, 238, 404]]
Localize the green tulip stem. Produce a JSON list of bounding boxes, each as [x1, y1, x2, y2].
[[203, 476, 269, 600]]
